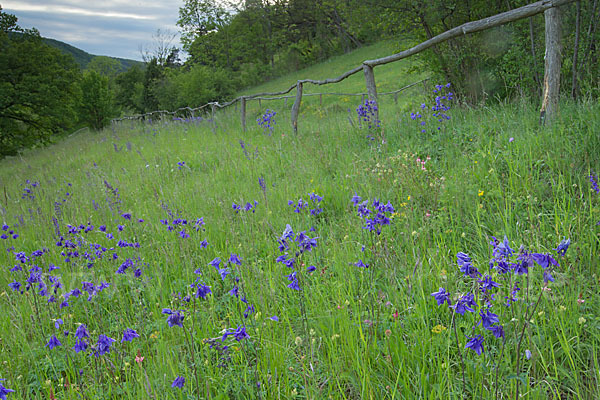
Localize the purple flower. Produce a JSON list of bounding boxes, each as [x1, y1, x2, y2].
[[8, 281, 20, 291], [122, 328, 140, 342], [94, 334, 116, 356], [162, 309, 184, 327], [72, 338, 88, 353], [268, 315, 279, 322], [531, 253, 558, 269], [450, 293, 477, 315], [121, 213, 132, 220], [487, 324, 505, 338], [431, 287, 451, 306], [465, 334, 484, 355], [229, 253, 242, 265], [46, 335, 62, 350], [479, 309, 500, 329], [353, 259, 369, 268], [555, 238, 570, 256], [172, 376, 185, 388], [478, 275, 500, 293], [222, 325, 250, 342], [194, 283, 211, 299], [0, 379, 15, 400]]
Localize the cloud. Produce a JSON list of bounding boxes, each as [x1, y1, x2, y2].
[[3, 0, 183, 60]]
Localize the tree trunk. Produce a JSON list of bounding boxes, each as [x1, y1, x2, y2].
[[529, 17, 542, 96], [571, 1, 581, 99], [540, 7, 562, 125]]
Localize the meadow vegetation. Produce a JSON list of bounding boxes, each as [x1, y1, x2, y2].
[[0, 75, 599, 398]]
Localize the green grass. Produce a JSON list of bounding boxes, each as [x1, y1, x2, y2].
[[0, 41, 599, 399]]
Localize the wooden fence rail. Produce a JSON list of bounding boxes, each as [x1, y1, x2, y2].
[[112, 0, 573, 130]]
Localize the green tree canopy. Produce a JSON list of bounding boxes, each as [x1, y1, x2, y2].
[[0, 7, 79, 157]]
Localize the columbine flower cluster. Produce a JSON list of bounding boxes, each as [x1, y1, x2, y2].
[[21, 180, 39, 200], [257, 109, 276, 135], [0, 224, 19, 240], [350, 193, 394, 235], [356, 99, 380, 130], [431, 236, 569, 356], [411, 83, 453, 133], [288, 192, 323, 215], [276, 224, 318, 291], [232, 200, 258, 213]]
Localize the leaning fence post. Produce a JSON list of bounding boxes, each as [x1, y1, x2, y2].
[[363, 63, 379, 122], [291, 81, 303, 134], [211, 103, 217, 134], [240, 97, 247, 132], [540, 6, 562, 125]]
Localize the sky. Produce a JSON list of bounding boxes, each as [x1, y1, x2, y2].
[[2, 0, 183, 60]]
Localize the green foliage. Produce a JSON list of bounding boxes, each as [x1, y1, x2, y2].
[[142, 58, 163, 112], [115, 65, 145, 114], [0, 7, 79, 157], [155, 64, 236, 110], [77, 70, 115, 130]]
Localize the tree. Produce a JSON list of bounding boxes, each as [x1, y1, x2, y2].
[[141, 58, 163, 112], [115, 65, 145, 114], [0, 7, 79, 157], [77, 70, 114, 130], [177, 0, 231, 51]]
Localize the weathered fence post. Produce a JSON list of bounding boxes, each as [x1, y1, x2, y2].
[[258, 98, 262, 108], [363, 63, 379, 122], [240, 97, 247, 132], [211, 103, 217, 134], [291, 82, 303, 134], [540, 6, 562, 125]]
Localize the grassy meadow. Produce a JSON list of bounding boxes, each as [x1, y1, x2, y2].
[[0, 40, 599, 400]]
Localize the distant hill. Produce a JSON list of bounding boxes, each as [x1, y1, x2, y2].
[[10, 32, 143, 71]]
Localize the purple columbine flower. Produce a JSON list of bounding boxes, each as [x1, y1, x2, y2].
[[94, 334, 115, 356], [465, 334, 484, 355], [72, 338, 88, 353], [479, 309, 500, 329], [162, 309, 184, 327], [431, 287, 451, 306], [555, 238, 570, 256], [122, 328, 140, 342], [0, 379, 15, 399], [46, 335, 62, 350], [172, 376, 185, 388], [222, 325, 250, 342]]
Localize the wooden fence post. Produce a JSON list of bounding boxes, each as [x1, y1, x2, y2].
[[258, 98, 262, 108], [540, 6, 562, 125], [291, 82, 303, 134], [211, 103, 217, 134], [363, 63, 379, 122], [241, 97, 247, 132]]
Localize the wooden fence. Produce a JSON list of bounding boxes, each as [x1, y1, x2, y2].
[[112, 0, 574, 130]]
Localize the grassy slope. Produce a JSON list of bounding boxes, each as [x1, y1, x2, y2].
[[0, 39, 599, 399]]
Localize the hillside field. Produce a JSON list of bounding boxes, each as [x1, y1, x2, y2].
[[0, 39, 599, 399]]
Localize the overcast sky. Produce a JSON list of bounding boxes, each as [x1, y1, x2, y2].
[[3, 0, 183, 60]]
